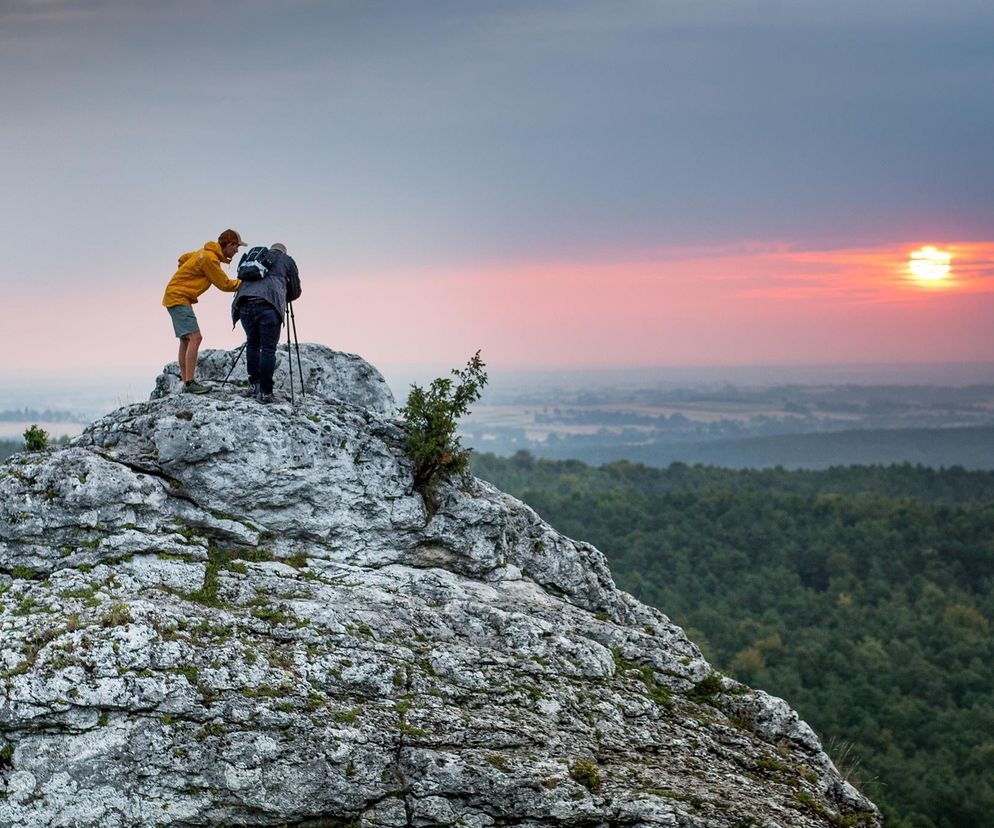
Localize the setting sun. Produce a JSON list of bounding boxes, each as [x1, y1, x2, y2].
[[908, 246, 952, 282]]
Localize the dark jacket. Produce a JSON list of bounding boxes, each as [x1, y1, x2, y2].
[[231, 250, 301, 325]]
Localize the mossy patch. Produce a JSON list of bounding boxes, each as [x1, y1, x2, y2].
[[569, 758, 602, 793]]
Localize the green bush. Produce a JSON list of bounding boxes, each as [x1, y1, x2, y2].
[[400, 351, 487, 508], [23, 424, 49, 451], [569, 758, 602, 792]]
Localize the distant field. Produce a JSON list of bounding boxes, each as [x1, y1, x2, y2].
[[463, 383, 994, 470], [468, 400, 850, 431]]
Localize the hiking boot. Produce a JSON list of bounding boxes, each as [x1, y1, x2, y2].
[[183, 380, 210, 395], [245, 381, 260, 398], [259, 392, 275, 405]]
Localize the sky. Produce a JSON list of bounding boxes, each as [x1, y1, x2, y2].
[[2, 0, 993, 404]]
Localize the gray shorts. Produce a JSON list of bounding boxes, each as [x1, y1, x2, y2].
[[167, 304, 200, 338]]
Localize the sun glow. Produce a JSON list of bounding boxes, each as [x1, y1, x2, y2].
[[908, 246, 952, 282]]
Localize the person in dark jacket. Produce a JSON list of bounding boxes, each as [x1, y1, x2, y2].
[[231, 243, 302, 403]]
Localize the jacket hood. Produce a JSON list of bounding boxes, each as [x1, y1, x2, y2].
[[177, 241, 227, 267], [205, 240, 229, 263]]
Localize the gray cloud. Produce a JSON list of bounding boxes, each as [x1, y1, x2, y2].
[[1, 0, 992, 277]]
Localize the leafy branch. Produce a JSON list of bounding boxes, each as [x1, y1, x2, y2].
[[400, 351, 487, 511]]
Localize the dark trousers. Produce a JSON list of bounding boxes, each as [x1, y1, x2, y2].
[[238, 300, 282, 394]]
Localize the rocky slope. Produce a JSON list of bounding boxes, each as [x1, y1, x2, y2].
[[0, 345, 880, 827]]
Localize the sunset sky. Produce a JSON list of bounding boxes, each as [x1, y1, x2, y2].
[[2, 0, 993, 398]]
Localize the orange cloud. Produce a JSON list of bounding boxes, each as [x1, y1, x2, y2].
[[292, 240, 994, 368], [9, 240, 994, 379]]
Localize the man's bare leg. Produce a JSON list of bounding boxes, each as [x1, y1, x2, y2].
[[178, 331, 203, 383], [178, 337, 190, 383]]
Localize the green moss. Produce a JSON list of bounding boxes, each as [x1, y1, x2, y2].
[[195, 722, 226, 740], [174, 664, 199, 686], [485, 753, 510, 771], [286, 550, 309, 569], [237, 548, 273, 562], [647, 788, 683, 800], [244, 682, 295, 699], [183, 545, 239, 608], [398, 721, 427, 736], [791, 791, 876, 827], [755, 757, 795, 777], [687, 672, 725, 705], [268, 649, 296, 669], [13, 597, 39, 616], [250, 602, 294, 626], [612, 648, 674, 709]]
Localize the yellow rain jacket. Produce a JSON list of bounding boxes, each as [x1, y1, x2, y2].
[[162, 241, 241, 307]]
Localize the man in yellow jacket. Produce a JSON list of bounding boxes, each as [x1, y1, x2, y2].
[[162, 229, 245, 394]]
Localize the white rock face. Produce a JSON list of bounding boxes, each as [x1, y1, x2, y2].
[[0, 346, 880, 828]]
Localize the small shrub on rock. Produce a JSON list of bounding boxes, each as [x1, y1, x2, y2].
[[569, 758, 602, 793], [23, 424, 49, 451], [100, 603, 133, 628], [400, 350, 487, 509]]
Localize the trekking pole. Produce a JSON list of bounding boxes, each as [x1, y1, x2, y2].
[[288, 301, 305, 396], [286, 304, 295, 406], [221, 342, 247, 388]]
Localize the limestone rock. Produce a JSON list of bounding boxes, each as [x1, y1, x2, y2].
[[0, 346, 880, 827], [150, 343, 397, 417]]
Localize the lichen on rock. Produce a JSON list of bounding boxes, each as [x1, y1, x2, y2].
[[0, 345, 880, 827]]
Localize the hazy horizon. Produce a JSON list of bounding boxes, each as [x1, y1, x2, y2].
[[4, 357, 994, 432], [2, 1, 992, 382]]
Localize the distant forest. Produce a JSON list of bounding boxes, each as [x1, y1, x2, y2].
[[473, 452, 994, 828], [0, 436, 70, 461]]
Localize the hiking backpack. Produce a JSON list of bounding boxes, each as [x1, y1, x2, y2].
[[237, 246, 276, 281]]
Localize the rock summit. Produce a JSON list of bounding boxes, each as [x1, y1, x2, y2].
[[0, 345, 880, 827]]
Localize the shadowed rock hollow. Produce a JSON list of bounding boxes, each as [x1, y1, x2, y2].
[[0, 345, 880, 827]]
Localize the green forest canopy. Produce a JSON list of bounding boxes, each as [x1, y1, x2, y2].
[[473, 452, 994, 828]]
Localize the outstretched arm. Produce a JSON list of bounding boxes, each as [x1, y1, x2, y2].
[[203, 252, 242, 292]]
